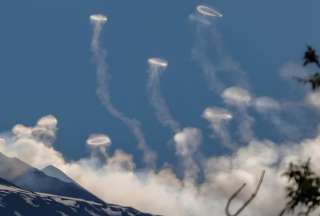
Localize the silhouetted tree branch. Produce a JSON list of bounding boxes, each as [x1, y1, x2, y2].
[[225, 170, 265, 216], [279, 159, 320, 216]]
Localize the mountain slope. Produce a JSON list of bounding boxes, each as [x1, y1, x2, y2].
[[0, 152, 102, 203], [42, 165, 76, 184], [0, 179, 156, 216]]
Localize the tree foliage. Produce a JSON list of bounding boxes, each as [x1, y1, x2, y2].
[[281, 159, 320, 216]]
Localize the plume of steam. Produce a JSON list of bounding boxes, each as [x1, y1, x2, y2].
[[147, 58, 181, 133], [90, 14, 156, 165], [173, 128, 202, 180], [4, 115, 320, 216], [12, 115, 58, 145]]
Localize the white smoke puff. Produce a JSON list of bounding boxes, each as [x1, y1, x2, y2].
[[36, 116, 57, 142], [11, 115, 58, 145], [196, 5, 223, 18], [86, 134, 111, 148], [202, 107, 232, 124], [174, 128, 202, 157], [222, 86, 252, 106], [174, 128, 202, 180], [106, 150, 135, 171], [306, 91, 320, 109], [37, 115, 58, 130], [12, 124, 32, 137], [254, 97, 281, 113], [148, 58, 168, 69], [33, 115, 58, 143], [90, 14, 108, 24]]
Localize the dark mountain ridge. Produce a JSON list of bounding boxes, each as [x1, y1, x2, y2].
[[0, 152, 102, 203]]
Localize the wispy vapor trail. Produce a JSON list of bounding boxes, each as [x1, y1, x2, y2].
[[90, 14, 156, 165], [190, 6, 248, 95], [147, 58, 181, 133], [146, 58, 202, 179]]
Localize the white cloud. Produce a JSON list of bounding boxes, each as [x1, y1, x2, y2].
[[174, 128, 202, 157], [2, 111, 320, 216], [12, 115, 57, 145]]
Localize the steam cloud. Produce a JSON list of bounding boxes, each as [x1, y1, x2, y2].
[[2, 114, 320, 216], [90, 14, 156, 165]]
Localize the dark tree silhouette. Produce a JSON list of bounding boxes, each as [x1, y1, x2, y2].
[[295, 46, 320, 91], [303, 46, 320, 67], [279, 159, 320, 216]]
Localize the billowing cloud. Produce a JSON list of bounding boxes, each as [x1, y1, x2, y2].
[[12, 115, 58, 145], [2, 115, 320, 215], [173, 127, 202, 181], [174, 128, 202, 157]]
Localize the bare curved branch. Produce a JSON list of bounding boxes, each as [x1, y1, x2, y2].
[[225, 170, 265, 216]]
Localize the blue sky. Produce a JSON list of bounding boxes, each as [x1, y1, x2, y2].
[[0, 0, 320, 168]]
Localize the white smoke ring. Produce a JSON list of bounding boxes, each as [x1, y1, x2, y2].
[[196, 5, 223, 18]]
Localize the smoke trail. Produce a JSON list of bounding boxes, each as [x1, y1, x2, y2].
[[146, 58, 202, 179], [191, 5, 252, 149], [90, 14, 156, 165], [147, 58, 181, 133], [191, 6, 248, 94], [173, 127, 202, 181]]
